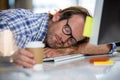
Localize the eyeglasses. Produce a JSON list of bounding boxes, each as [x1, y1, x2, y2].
[[62, 19, 77, 47]]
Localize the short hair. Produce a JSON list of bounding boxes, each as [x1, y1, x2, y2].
[[49, 6, 91, 21]]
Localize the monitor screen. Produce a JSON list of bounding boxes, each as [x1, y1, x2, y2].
[[90, 0, 120, 45]]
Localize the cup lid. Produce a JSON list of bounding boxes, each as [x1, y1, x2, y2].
[[26, 41, 45, 48]]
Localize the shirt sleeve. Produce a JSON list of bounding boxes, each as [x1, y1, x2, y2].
[[108, 43, 117, 54]]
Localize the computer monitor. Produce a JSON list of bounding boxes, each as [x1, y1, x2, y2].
[[90, 0, 120, 45]]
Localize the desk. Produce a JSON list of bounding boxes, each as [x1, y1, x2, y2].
[[0, 52, 120, 80]]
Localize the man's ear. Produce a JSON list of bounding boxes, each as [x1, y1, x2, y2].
[[52, 12, 61, 22]]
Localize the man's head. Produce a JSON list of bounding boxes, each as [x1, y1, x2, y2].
[[46, 6, 91, 48]]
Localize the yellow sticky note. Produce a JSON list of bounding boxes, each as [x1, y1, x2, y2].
[[83, 16, 93, 38], [93, 60, 114, 65]]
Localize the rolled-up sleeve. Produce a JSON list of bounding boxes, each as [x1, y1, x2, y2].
[[109, 43, 117, 54]]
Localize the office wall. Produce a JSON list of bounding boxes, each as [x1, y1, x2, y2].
[[15, 0, 33, 9], [0, 0, 9, 10]]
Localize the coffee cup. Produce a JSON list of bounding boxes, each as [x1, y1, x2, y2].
[[26, 41, 45, 64]]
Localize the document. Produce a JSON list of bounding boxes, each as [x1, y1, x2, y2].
[[43, 54, 85, 62]]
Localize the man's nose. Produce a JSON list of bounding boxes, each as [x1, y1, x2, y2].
[[62, 34, 70, 43]]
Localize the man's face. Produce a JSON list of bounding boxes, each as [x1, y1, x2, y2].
[[46, 14, 85, 48]]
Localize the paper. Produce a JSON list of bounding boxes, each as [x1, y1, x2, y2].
[[43, 54, 85, 62], [83, 16, 93, 38]]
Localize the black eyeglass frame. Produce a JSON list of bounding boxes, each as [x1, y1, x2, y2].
[[62, 19, 77, 47]]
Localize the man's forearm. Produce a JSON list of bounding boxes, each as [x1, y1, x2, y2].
[[58, 42, 112, 55], [44, 42, 112, 58], [73, 42, 112, 54]]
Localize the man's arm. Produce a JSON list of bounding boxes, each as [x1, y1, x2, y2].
[[10, 42, 113, 68], [44, 41, 112, 58], [66, 42, 112, 55]]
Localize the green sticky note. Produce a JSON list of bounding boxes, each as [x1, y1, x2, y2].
[[83, 16, 93, 38]]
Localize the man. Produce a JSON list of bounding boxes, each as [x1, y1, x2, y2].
[[0, 6, 116, 68]]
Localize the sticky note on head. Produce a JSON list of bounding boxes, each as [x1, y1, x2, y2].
[[83, 16, 93, 38]]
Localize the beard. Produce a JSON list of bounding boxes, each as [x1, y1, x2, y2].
[[46, 36, 57, 48], [45, 33, 58, 48], [45, 33, 64, 48]]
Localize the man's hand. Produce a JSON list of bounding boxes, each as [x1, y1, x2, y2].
[[44, 48, 69, 58], [44, 48, 63, 58], [11, 49, 36, 68]]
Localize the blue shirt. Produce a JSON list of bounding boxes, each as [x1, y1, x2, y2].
[[0, 9, 49, 48]]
